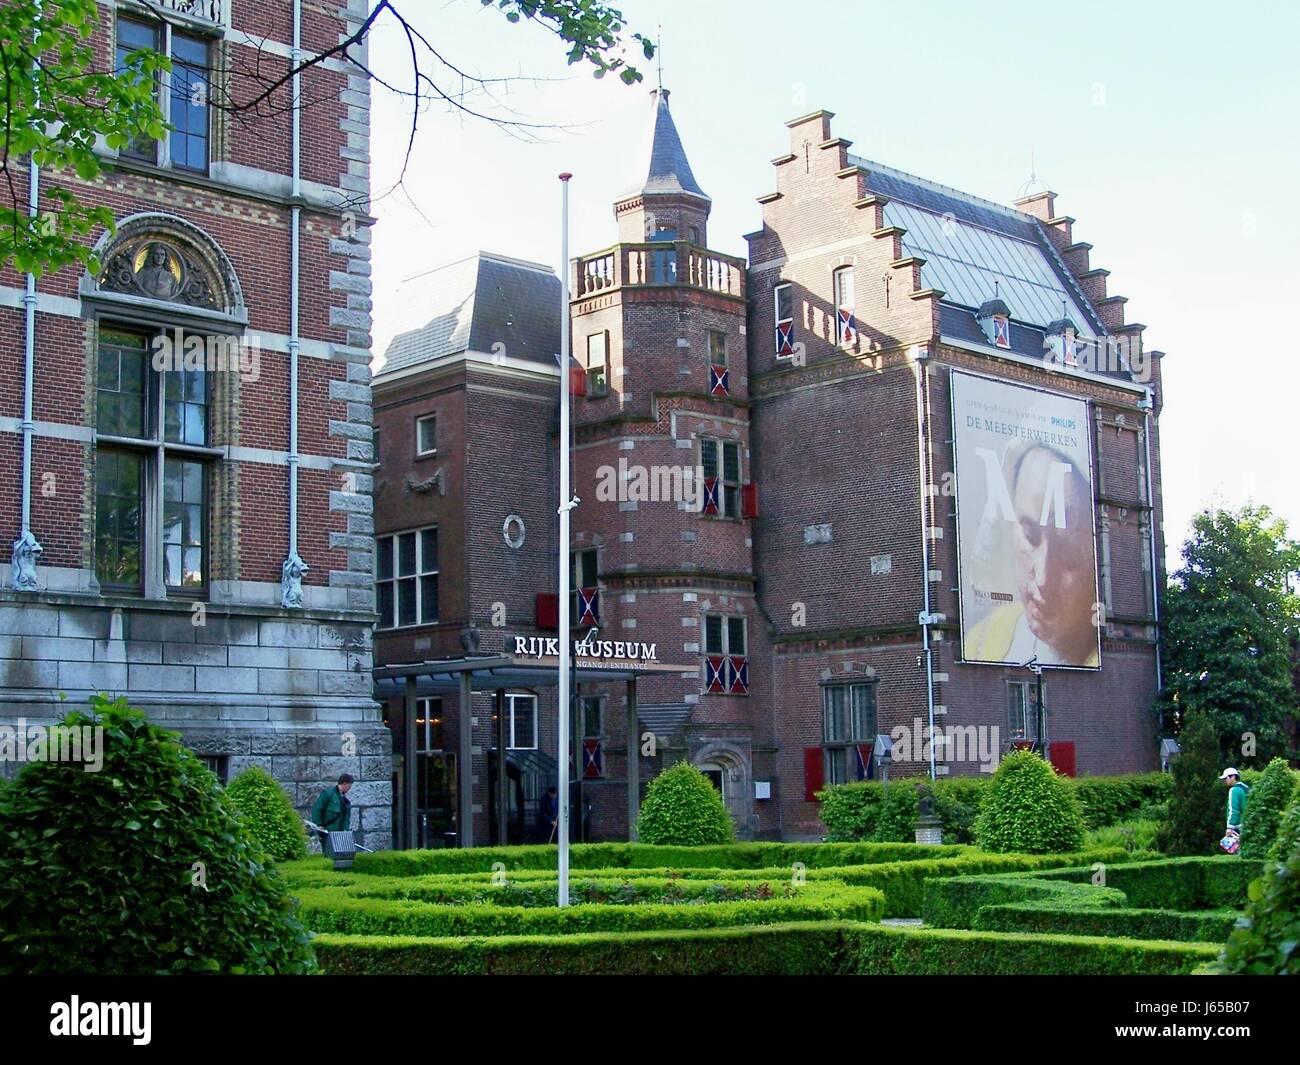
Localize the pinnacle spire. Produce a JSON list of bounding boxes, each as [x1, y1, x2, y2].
[[622, 88, 709, 203]]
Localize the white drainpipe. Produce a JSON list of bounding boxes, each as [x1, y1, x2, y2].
[[12, 0, 44, 591], [1141, 389, 1162, 691], [912, 346, 937, 780], [281, 0, 306, 607]]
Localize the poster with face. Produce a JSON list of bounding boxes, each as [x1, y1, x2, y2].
[[951, 371, 1101, 669]]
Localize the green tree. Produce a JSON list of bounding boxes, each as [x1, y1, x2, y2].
[[1219, 788, 1300, 974], [1156, 712, 1224, 856], [0, 696, 315, 974], [225, 766, 308, 863], [3, 0, 653, 276], [636, 762, 734, 846], [1159, 504, 1300, 764], [974, 750, 1084, 854], [1239, 757, 1297, 860]]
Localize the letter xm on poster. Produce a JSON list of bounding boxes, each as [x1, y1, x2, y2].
[[951, 371, 1100, 669]]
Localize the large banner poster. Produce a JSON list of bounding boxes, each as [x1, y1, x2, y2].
[[951, 372, 1100, 669]]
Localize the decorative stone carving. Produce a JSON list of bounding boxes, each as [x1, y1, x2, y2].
[[10, 530, 43, 590], [281, 553, 309, 609], [99, 238, 220, 308], [404, 469, 446, 497], [460, 626, 482, 654]]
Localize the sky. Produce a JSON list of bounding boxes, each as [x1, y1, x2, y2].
[[363, 0, 1300, 569]]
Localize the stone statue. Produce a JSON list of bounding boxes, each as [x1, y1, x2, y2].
[[281, 553, 309, 609], [138, 244, 180, 300], [11, 530, 43, 590], [460, 625, 482, 654]]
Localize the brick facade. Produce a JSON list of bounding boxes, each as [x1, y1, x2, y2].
[[0, 1, 389, 846]]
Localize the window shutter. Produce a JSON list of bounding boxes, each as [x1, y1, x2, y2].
[[1048, 741, 1076, 778], [803, 747, 824, 802], [569, 361, 587, 396], [536, 593, 559, 630], [740, 482, 759, 519]]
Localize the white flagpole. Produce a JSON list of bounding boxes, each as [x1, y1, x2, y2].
[[557, 172, 573, 907]]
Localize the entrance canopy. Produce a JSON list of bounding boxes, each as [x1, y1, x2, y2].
[[374, 652, 692, 849]]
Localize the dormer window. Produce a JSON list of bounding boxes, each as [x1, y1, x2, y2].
[[976, 298, 1013, 350], [1046, 318, 1079, 367]]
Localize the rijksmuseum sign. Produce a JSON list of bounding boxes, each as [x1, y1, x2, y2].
[[511, 634, 663, 671]]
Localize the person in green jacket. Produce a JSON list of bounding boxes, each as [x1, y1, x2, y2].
[[1220, 767, 1249, 849], [311, 773, 354, 853]]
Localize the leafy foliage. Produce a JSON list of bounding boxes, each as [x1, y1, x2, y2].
[[1159, 504, 1300, 762], [0, 696, 316, 974], [871, 783, 918, 842], [1084, 818, 1161, 855], [1239, 757, 1297, 859], [1, 0, 167, 275], [974, 750, 1084, 854], [482, 0, 654, 83], [1156, 713, 1224, 856], [1219, 789, 1300, 974], [636, 761, 733, 846], [225, 766, 307, 863]]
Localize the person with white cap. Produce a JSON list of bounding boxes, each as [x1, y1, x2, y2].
[[1219, 768, 1249, 852]]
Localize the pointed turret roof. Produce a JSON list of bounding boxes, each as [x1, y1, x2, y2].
[[621, 88, 709, 202]]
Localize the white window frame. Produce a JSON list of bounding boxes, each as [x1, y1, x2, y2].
[[833, 266, 855, 347], [708, 329, 727, 366], [703, 613, 747, 658], [774, 283, 793, 357], [376, 525, 438, 630], [701, 438, 742, 517], [415, 414, 437, 457], [506, 693, 538, 750], [1008, 679, 1040, 742], [822, 681, 877, 785], [586, 332, 609, 397]]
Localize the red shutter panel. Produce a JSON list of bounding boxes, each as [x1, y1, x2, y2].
[[536, 593, 559, 630], [1048, 741, 1076, 778], [569, 362, 587, 396], [740, 482, 759, 519], [803, 747, 825, 802]]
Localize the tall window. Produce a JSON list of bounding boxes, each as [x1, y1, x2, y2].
[[703, 613, 748, 694], [506, 693, 537, 750], [115, 17, 210, 172], [586, 332, 609, 397], [1008, 680, 1039, 742], [774, 283, 794, 356], [701, 438, 741, 517], [580, 696, 602, 739], [822, 682, 877, 785], [415, 698, 445, 751], [708, 330, 727, 365], [572, 548, 598, 625], [833, 266, 857, 346], [95, 326, 212, 594], [376, 526, 438, 629], [416, 414, 437, 457]]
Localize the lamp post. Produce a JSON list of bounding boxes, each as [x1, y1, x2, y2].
[[1024, 656, 1046, 761], [556, 172, 574, 907]]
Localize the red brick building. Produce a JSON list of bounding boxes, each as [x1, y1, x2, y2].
[[375, 92, 1164, 843], [0, 1, 389, 845]]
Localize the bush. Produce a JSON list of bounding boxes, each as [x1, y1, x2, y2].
[[871, 783, 918, 842], [635, 762, 733, 846], [973, 903, 1239, 944], [1085, 819, 1161, 855], [1072, 774, 1172, 829], [0, 696, 315, 974], [1157, 713, 1223, 856], [1239, 757, 1296, 859], [225, 766, 307, 863], [975, 750, 1084, 854], [1220, 790, 1300, 974]]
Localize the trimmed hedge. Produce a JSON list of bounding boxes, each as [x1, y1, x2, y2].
[[347, 841, 973, 877], [975, 750, 1084, 853], [311, 921, 1218, 976], [292, 880, 885, 937], [225, 766, 307, 863], [820, 772, 1173, 842], [924, 856, 1263, 935], [974, 902, 1239, 943]]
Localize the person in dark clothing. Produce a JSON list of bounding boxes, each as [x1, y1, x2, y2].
[[311, 773, 354, 854], [541, 786, 559, 843]]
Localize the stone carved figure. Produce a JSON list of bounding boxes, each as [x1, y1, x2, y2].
[[404, 469, 447, 497], [138, 244, 181, 299], [11, 530, 43, 590], [281, 553, 309, 609]]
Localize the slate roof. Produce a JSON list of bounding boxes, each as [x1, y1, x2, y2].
[[637, 703, 694, 739], [848, 154, 1105, 339], [622, 88, 709, 202], [380, 252, 561, 377]]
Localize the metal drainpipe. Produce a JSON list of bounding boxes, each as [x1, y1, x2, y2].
[[912, 346, 937, 780], [282, 0, 304, 606], [13, 0, 44, 590], [1141, 390, 1162, 691]]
